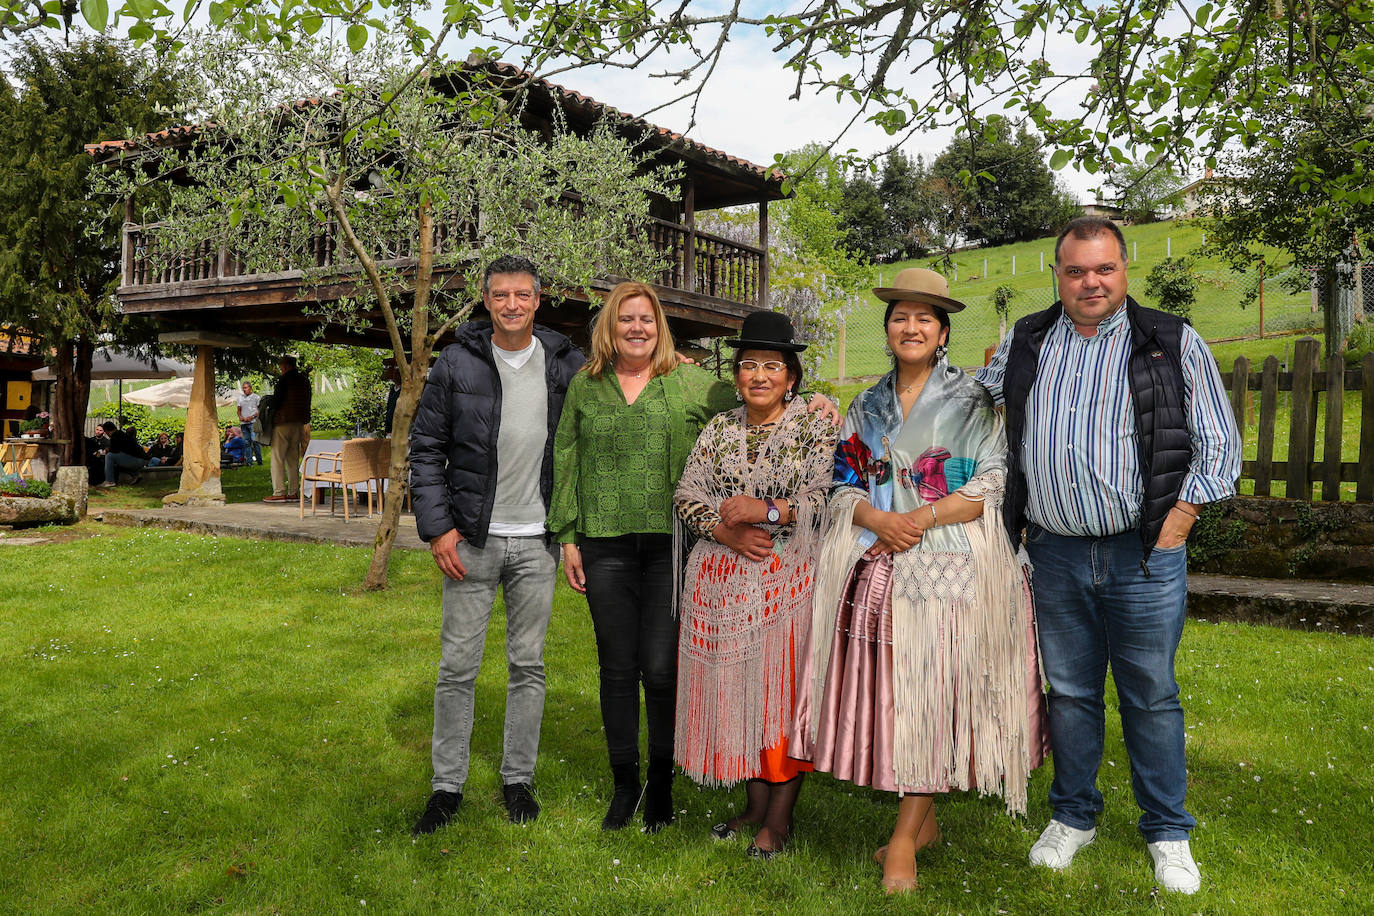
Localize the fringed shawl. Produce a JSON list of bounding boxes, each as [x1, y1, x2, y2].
[[806, 362, 1039, 813], [672, 398, 836, 786]]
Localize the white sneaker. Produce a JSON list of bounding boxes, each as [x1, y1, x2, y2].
[[1148, 839, 1202, 894], [1028, 820, 1097, 870]]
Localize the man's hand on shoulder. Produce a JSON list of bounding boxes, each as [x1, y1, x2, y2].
[[431, 528, 467, 580]]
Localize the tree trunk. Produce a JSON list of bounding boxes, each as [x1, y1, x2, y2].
[[1320, 264, 1350, 359], [362, 358, 427, 590], [51, 336, 94, 466]]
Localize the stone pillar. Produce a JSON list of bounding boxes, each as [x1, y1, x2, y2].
[[163, 345, 225, 506], [52, 465, 88, 520]]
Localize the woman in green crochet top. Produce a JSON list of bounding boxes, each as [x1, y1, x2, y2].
[[548, 281, 835, 834]]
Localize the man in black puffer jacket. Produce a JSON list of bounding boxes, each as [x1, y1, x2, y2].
[[407, 255, 585, 836], [977, 218, 1239, 895]]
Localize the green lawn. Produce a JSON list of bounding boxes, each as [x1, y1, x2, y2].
[[2, 526, 1370, 913]]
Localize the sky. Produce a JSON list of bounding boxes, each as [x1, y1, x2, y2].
[[432, 8, 1115, 203]]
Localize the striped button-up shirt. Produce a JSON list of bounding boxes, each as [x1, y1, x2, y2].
[[976, 304, 1240, 537]]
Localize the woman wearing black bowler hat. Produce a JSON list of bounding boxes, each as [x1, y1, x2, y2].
[[671, 309, 838, 859]]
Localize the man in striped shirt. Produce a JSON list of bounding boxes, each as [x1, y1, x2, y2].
[[977, 217, 1240, 895]]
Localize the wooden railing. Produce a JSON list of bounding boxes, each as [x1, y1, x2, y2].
[[124, 211, 765, 307], [1223, 337, 1374, 501]]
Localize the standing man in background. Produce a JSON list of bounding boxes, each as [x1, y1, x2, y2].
[[977, 217, 1240, 895], [236, 380, 263, 465], [262, 355, 311, 503]]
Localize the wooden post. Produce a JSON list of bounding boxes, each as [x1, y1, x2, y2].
[[164, 345, 225, 507], [1287, 338, 1320, 500], [836, 315, 847, 382], [1322, 355, 1345, 501], [1358, 352, 1374, 501], [1229, 356, 1250, 439], [122, 197, 135, 287], [683, 176, 696, 294], [758, 200, 769, 308], [1255, 355, 1279, 496]]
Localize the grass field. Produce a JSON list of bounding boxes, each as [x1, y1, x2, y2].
[[2, 523, 1371, 914], [823, 219, 1321, 378]]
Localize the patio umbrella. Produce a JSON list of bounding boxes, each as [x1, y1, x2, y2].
[[32, 347, 198, 420], [123, 377, 234, 409]]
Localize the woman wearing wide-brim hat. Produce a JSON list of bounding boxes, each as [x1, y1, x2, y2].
[[791, 268, 1048, 893], [672, 309, 837, 859]]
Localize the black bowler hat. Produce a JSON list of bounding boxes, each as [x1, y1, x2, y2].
[[725, 310, 808, 352]]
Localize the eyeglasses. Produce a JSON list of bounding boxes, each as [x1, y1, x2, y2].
[[739, 360, 787, 374]]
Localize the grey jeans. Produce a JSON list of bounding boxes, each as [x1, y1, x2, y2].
[[431, 535, 558, 793]]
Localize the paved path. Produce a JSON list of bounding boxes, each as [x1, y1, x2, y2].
[[97, 501, 426, 551], [1188, 573, 1374, 635]]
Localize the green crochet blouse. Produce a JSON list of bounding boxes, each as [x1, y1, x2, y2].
[[547, 363, 738, 542]]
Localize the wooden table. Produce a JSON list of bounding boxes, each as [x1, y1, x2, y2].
[[2, 438, 69, 482]]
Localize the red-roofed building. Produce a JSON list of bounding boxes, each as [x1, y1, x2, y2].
[[89, 61, 787, 349]]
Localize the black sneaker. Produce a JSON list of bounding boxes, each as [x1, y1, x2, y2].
[[502, 783, 540, 824], [411, 790, 461, 836]]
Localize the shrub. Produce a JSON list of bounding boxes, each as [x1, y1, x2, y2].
[[1144, 257, 1199, 321], [0, 475, 53, 498]]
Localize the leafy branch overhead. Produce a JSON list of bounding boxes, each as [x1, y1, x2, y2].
[[23, 0, 1374, 190]]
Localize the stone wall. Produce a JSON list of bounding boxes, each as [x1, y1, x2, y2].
[[1189, 496, 1374, 583]]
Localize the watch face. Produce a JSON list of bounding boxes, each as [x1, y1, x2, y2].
[[766, 502, 780, 523]]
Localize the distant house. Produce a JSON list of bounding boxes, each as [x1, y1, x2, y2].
[[1176, 169, 1246, 217], [0, 328, 45, 439], [1076, 200, 1129, 223]]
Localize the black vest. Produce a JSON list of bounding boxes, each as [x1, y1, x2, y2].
[[1002, 297, 1191, 562]]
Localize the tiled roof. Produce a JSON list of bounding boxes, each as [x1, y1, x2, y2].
[[87, 63, 785, 186]]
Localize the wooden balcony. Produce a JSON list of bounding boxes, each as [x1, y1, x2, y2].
[[116, 210, 767, 348]]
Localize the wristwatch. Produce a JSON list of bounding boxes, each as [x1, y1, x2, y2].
[[764, 498, 781, 524]]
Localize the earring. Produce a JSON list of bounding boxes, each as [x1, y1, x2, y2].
[[882, 344, 893, 357], [784, 389, 795, 403], [735, 389, 744, 403], [935, 344, 948, 359]]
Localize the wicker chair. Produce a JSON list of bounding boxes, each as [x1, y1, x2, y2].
[[371, 438, 410, 514], [299, 438, 380, 521]]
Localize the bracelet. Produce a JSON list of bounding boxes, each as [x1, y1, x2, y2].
[[928, 503, 938, 527], [1171, 504, 1200, 520]]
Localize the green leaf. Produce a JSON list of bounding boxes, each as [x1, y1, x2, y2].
[[1049, 148, 1072, 170], [229, 207, 244, 229], [347, 23, 367, 52], [79, 0, 108, 31], [1074, 22, 1089, 42], [207, 1, 227, 26], [301, 11, 323, 33]]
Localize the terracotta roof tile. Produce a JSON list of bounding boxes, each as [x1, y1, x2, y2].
[[87, 66, 784, 186]]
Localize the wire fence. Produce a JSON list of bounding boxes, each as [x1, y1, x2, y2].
[[820, 265, 1336, 380]]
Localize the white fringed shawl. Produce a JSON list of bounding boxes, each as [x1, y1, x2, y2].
[[672, 398, 835, 786], [804, 368, 1038, 814]]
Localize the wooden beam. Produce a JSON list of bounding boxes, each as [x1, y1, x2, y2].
[[758, 199, 769, 308], [158, 330, 252, 348]]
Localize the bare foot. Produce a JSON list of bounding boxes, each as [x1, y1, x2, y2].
[[880, 837, 917, 895]]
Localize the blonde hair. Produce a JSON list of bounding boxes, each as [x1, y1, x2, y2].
[[584, 282, 679, 380]]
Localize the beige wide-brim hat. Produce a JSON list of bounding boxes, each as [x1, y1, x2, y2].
[[872, 267, 966, 313]]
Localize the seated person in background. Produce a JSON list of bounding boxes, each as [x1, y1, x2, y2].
[[98, 420, 148, 488], [86, 427, 111, 485], [169, 432, 185, 466], [222, 426, 251, 466], [146, 432, 178, 467]]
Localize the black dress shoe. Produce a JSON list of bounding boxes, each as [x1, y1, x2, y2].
[[502, 783, 540, 824], [641, 756, 675, 834], [411, 790, 461, 836], [602, 762, 641, 830]]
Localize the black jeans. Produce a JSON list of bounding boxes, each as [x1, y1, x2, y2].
[[580, 533, 678, 767]]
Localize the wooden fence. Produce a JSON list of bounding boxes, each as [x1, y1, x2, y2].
[[1223, 336, 1374, 502]]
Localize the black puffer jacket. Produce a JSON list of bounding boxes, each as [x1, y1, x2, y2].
[[410, 322, 585, 546], [1002, 297, 1189, 562]]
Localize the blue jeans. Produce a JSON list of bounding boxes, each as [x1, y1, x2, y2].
[[432, 535, 558, 793], [104, 451, 147, 483], [1026, 523, 1195, 842], [241, 421, 263, 464]]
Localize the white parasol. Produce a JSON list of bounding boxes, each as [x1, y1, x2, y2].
[[123, 377, 235, 409]]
